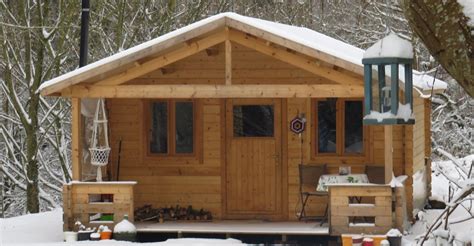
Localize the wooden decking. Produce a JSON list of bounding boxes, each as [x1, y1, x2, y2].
[[136, 220, 329, 235]]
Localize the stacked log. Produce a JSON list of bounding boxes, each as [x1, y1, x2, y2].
[[135, 205, 212, 223]]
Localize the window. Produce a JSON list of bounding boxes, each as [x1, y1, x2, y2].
[[317, 99, 337, 153], [344, 101, 364, 154], [149, 100, 195, 156], [313, 99, 364, 156], [233, 105, 274, 137]]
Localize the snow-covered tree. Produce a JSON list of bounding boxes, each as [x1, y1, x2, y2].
[[0, 0, 79, 214], [401, 0, 474, 97]]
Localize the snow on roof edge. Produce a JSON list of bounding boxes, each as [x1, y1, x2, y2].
[[39, 12, 447, 94], [38, 13, 229, 92]]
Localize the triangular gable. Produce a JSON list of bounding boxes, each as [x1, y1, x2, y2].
[[39, 12, 446, 96]]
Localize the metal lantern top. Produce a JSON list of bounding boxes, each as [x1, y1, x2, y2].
[[362, 33, 415, 125]]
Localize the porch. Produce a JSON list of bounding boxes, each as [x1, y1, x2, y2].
[[136, 220, 329, 235], [62, 181, 406, 237]]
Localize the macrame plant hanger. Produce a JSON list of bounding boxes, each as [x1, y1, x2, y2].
[[89, 98, 111, 182]]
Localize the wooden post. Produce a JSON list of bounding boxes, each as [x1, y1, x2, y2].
[[364, 64, 372, 116], [225, 27, 232, 85], [384, 125, 393, 183], [390, 64, 399, 114], [71, 98, 82, 181], [377, 65, 385, 112]]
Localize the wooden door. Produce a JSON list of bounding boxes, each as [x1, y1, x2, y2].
[[225, 99, 282, 219]]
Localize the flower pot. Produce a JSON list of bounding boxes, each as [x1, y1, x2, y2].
[[90, 232, 101, 241], [113, 214, 137, 242], [64, 231, 78, 242], [352, 235, 363, 246], [100, 231, 112, 240], [362, 237, 374, 246], [387, 236, 402, 246], [77, 231, 93, 241]]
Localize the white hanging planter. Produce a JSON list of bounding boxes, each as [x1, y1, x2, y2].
[[89, 98, 110, 181]]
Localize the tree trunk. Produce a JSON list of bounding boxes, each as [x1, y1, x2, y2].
[[26, 130, 40, 213], [401, 0, 474, 97]]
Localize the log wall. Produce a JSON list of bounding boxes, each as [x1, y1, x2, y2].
[[108, 98, 224, 218], [103, 43, 428, 221]]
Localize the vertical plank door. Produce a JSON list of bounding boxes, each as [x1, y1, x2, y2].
[[225, 99, 282, 219]]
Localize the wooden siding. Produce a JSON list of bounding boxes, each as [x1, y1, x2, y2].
[[107, 97, 424, 221], [285, 98, 409, 220], [102, 43, 427, 221], [410, 97, 429, 213], [128, 43, 339, 86], [108, 98, 224, 218]]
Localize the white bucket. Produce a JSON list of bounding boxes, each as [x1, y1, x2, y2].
[[64, 231, 78, 242]]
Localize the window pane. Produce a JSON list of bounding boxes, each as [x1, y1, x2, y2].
[[345, 101, 363, 153], [318, 100, 337, 153], [233, 105, 274, 137], [175, 102, 194, 153], [150, 102, 168, 154]]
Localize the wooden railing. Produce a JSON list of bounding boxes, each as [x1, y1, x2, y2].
[[328, 184, 406, 236], [63, 181, 136, 231]]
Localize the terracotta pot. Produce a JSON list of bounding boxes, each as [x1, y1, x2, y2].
[[100, 231, 112, 240]]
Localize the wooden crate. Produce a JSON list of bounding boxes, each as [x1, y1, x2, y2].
[[329, 184, 405, 236], [62, 181, 136, 231]]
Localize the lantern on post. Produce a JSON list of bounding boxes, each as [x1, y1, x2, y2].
[[362, 33, 415, 125]]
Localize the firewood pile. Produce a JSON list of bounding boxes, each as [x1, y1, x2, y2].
[[134, 204, 213, 223]]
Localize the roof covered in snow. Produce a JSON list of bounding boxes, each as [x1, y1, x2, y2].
[[363, 32, 413, 59], [39, 12, 447, 96]]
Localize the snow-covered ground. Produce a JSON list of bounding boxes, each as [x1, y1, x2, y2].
[[0, 210, 244, 245], [403, 155, 474, 245], [1, 156, 472, 245]]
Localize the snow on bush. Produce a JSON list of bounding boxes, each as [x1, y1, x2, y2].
[[406, 155, 474, 245]]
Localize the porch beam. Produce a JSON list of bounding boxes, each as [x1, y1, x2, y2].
[[384, 125, 393, 183], [94, 30, 226, 86], [228, 29, 363, 85], [60, 84, 364, 98], [71, 98, 82, 181]]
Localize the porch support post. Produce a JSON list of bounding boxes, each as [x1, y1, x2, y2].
[[71, 97, 82, 181], [384, 125, 393, 183]]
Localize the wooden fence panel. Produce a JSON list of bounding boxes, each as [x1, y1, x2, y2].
[[329, 184, 405, 236], [62, 182, 136, 231]]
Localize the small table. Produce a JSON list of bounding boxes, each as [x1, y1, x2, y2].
[[316, 174, 369, 192]]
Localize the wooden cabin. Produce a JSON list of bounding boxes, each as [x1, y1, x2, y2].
[[40, 13, 446, 238]]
